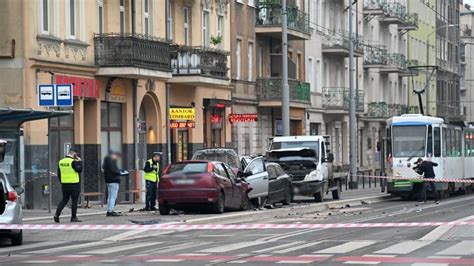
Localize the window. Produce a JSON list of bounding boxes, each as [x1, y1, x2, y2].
[[266, 165, 277, 180], [101, 102, 123, 162], [97, 0, 104, 34], [202, 11, 210, 47], [434, 127, 441, 157], [236, 40, 242, 79], [217, 15, 224, 48], [223, 164, 237, 181], [143, 0, 151, 35], [120, 0, 125, 34], [442, 128, 447, 157], [392, 126, 426, 158], [248, 43, 253, 81], [41, 0, 50, 33], [183, 7, 190, 45], [166, 0, 173, 40], [427, 126, 433, 157], [257, 45, 263, 77], [307, 57, 314, 91], [69, 0, 76, 38], [245, 158, 265, 175]]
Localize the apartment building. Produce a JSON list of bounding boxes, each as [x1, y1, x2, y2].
[[460, 2, 474, 123], [0, 0, 232, 209]]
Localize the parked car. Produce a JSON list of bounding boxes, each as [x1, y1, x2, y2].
[[0, 139, 23, 246], [158, 160, 251, 215], [265, 162, 293, 205], [192, 149, 269, 205]]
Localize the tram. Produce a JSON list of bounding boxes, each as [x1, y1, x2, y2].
[[385, 114, 474, 199]]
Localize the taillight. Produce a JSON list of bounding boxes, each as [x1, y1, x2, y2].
[[7, 191, 17, 202], [207, 163, 215, 173], [163, 164, 172, 175]]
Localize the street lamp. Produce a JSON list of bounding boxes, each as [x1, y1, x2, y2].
[[425, 24, 458, 115]]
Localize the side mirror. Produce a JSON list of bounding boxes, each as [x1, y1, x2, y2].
[[237, 171, 250, 178], [326, 153, 334, 163], [14, 186, 24, 195]]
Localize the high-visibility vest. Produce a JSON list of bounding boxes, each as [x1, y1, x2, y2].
[[144, 159, 159, 182], [58, 157, 80, 184]]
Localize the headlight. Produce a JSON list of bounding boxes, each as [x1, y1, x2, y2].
[[305, 170, 320, 181]]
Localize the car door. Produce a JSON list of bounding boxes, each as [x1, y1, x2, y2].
[[243, 157, 269, 199], [223, 163, 244, 209], [266, 164, 280, 203], [214, 163, 233, 207]]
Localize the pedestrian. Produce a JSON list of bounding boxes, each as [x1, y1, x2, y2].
[[143, 152, 161, 211], [54, 148, 82, 223], [413, 158, 439, 204], [103, 150, 125, 217]]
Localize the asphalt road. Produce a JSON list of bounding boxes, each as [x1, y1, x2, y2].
[[0, 191, 473, 265]]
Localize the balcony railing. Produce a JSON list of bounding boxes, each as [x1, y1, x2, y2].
[[322, 88, 364, 111], [363, 0, 387, 11], [437, 104, 462, 120], [383, 2, 406, 21], [171, 46, 229, 79], [322, 30, 364, 52], [94, 33, 172, 71], [367, 102, 408, 118], [256, 77, 311, 103], [364, 45, 388, 66], [400, 13, 419, 29], [256, 4, 311, 35], [386, 53, 407, 70]]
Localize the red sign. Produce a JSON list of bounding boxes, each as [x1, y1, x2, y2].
[[55, 75, 99, 99], [229, 114, 258, 123], [170, 121, 195, 129]]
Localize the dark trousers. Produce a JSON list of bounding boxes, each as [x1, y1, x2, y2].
[[55, 184, 81, 218], [146, 181, 157, 208], [418, 181, 439, 202]]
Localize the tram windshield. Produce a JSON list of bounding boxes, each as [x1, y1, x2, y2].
[[392, 126, 427, 158]]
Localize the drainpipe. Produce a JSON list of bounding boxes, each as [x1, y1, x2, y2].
[[133, 80, 139, 195], [166, 83, 171, 165], [131, 0, 136, 34]]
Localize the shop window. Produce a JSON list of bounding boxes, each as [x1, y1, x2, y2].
[[177, 130, 189, 161], [101, 102, 123, 161]]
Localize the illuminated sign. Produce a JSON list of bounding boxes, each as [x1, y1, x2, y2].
[[56, 75, 99, 99], [170, 121, 196, 129], [169, 108, 196, 120], [229, 114, 258, 123]]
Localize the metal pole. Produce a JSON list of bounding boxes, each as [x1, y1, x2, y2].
[[133, 80, 139, 196], [281, 0, 290, 136], [47, 73, 54, 213], [166, 83, 171, 165], [426, 39, 430, 115], [348, 0, 358, 189]]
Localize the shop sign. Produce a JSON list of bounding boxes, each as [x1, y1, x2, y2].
[[106, 82, 127, 103], [170, 121, 196, 129], [169, 108, 196, 121], [229, 114, 258, 123], [55, 75, 99, 99]]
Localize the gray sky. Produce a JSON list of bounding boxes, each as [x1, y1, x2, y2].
[[465, 0, 474, 8]]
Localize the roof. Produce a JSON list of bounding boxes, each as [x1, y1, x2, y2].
[[0, 108, 73, 131], [272, 135, 327, 142], [387, 114, 444, 126]]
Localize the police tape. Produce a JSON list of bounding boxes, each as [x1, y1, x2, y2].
[[355, 175, 474, 184], [1, 222, 473, 230]]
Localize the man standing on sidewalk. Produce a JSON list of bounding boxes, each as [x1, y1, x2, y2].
[[143, 152, 161, 211], [54, 148, 82, 223], [103, 150, 125, 217], [413, 158, 439, 204]]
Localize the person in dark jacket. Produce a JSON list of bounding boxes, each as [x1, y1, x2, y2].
[[143, 152, 161, 211], [103, 151, 123, 216], [54, 148, 82, 223], [413, 158, 439, 203]]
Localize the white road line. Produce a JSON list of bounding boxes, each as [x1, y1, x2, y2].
[[57, 255, 92, 258], [227, 260, 248, 263], [0, 241, 67, 253], [22, 260, 58, 264], [253, 241, 305, 253], [199, 241, 266, 253], [277, 261, 312, 264], [200, 234, 235, 238], [273, 241, 323, 254], [148, 242, 211, 254], [26, 241, 110, 254], [177, 253, 210, 256], [436, 241, 474, 256], [419, 215, 474, 241], [374, 240, 434, 254], [427, 256, 462, 259], [98, 260, 119, 263], [146, 259, 184, 262], [411, 263, 448, 266], [313, 241, 377, 254], [83, 242, 162, 255], [343, 262, 380, 265]]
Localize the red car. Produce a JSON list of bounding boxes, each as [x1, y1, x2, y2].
[[158, 161, 251, 215]]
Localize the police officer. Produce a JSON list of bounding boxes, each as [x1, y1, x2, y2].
[[143, 152, 161, 211], [54, 148, 82, 223]]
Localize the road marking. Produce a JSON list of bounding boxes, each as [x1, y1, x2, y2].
[[147, 241, 211, 254], [23, 260, 58, 264], [314, 241, 377, 254], [178, 253, 210, 256], [420, 215, 474, 241], [26, 241, 109, 254], [0, 241, 67, 253], [200, 234, 235, 237], [57, 255, 92, 258], [343, 261, 380, 265], [199, 241, 266, 253], [227, 260, 248, 263], [253, 241, 305, 253], [411, 264, 448, 266], [83, 242, 162, 255], [273, 241, 323, 254], [428, 256, 462, 259], [374, 240, 434, 254], [146, 259, 184, 262], [277, 260, 312, 264], [98, 259, 119, 263], [436, 241, 474, 256]]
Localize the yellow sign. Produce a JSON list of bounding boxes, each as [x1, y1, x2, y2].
[[170, 108, 195, 120]]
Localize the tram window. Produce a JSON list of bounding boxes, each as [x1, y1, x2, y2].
[[434, 127, 441, 157], [427, 126, 433, 157], [458, 130, 463, 157], [392, 126, 426, 157], [442, 128, 447, 157]]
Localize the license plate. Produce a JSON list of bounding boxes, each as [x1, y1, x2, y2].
[[174, 179, 195, 185]]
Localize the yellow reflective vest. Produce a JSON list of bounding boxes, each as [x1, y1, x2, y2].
[[144, 159, 159, 182], [58, 157, 80, 184]]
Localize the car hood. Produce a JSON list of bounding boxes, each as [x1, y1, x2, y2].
[[267, 147, 317, 160]]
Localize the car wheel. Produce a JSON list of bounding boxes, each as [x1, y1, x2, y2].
[[240, 194, 249, 211], [10, 230, 23, 246], [282, 188, 292, 205], [159, 204, 171, 215], [332, 181, 341, 200], [314, 186, 325, 203], [212, 192, 225, 214]]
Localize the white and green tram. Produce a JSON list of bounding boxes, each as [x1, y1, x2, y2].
[[385, 114, 474, 199]]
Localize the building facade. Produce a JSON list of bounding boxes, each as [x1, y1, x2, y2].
[[460, 2, 474, 124]]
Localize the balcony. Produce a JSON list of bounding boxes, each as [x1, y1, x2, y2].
[[170, 46, 230, 86], [322, 87, 364, 113], [94, 33, 173, 79], [398, 13, 419, 31], [256, 77, 311, 107], [255, 3, 312, 40], [366, 102, 408, 118], [363, 0, 387, 16], [380, 53, 407, 74], [364, 45, 388, 68], [380, 3, 406, 24], [400, 59, 420, 77], [322, 30, 364, 57], [437, 104, 463, 121]]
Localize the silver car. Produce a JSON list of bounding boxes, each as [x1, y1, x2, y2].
[[0, 140, 23, 246]]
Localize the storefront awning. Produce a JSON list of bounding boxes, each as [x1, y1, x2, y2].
[[0, 108, 73, 131]]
